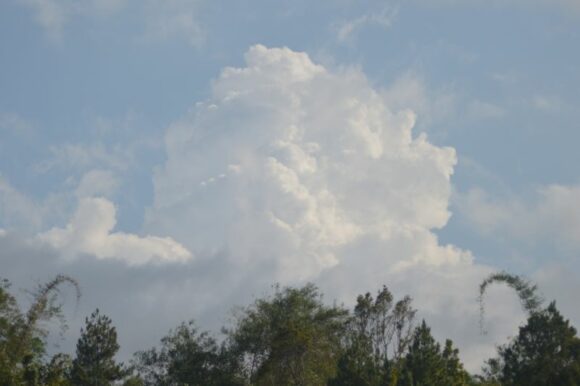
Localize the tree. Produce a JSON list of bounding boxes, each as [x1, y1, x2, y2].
[[42, 353, 73, 386], [398, 321, 469, 386], [0, 275, 79, 386], [227, 283, 348, 386], [70, 309, 124, 386], [0, 278, 24, 384], [133, 320, 241, 386], [399, 320, 444, 385], [491, 302, 580, 386], [478, 272, 580, 385], [440, 339, 471, 386], [329, 286, 416, 386]]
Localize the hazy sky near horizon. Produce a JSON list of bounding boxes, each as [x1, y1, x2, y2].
[[1, 0, 580, 372]]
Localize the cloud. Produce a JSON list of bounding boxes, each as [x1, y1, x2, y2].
[[147, 44, 470, 281], [0, 175, 43, 231], [17, 0, 71, 39], [457, 185, 580, 250], [75, 169, 120, 198], [524, 0, 580, 10], [142, 0, 204, 47], [16, 0, 202, 45], [336, 4, 398, 42], [0, 112, 34, 134], [38, 142, 131, 173], [467, 100, 505, 120], [39, 197, 192, 265], [412, 0, 580, 13], [531, 94, 565, 112], [16, 0, 128, 39], [379, 74, 503, 131], [36, 123, 160, 175], [380, 72, 457, 131], [0, 174, 81, 234]]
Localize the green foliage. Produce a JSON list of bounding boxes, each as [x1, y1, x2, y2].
[[0, 278, 24, 384], [399, 320, 443, 385], [398, 321, 470, 386], [485, 302, 580, 386], [441, 339, 471, 386], [4, 273, 580, 386], [0, 276, 79, 386], [70, 309, 124, 386], [329, 286, 416, 386], [42, 353, 72, 386], [122, 375, 145, 386], [133, 320, 242, 386], [479, 272, 543, 333], [478, 272, 580, 385], [227, 283, 348, 386]]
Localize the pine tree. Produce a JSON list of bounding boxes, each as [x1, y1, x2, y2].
[[441, 339, 470, 386], [399, 320, 470, 386], [399, 320, 444, 386], [70, 309, 124, 386]]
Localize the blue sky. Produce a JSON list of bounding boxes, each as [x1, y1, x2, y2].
[[1, 0, 579, 372]]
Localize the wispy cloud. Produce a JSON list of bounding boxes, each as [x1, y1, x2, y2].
[[380, 72, 458, 131], [141, 0, 204, 47], [75, 169, 120, 199], [16, 0, 128, 40], [336, 4, 398, 42], [0, 112, 34, 135], [34, 112, 161, 175], [457, 185, 580, 250], [531, 94, 565, 112], [0, 175, 43, 231], [16, 0, 203, 45], [17, 0, 71, 40], [467, 100, 505, 120], [413, 0, 580, 14]]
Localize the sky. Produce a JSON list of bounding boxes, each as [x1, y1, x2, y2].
[[1, 0, 579, 373]]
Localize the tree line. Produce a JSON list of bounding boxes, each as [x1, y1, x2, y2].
[[1, 273, 579, 385]]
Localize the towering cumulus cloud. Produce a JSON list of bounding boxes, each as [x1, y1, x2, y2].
[[147, 45, 472, 281]]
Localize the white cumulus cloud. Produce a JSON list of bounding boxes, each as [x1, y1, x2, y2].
[[147, 44, 471, 282], [39, 197, 192, 265]]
